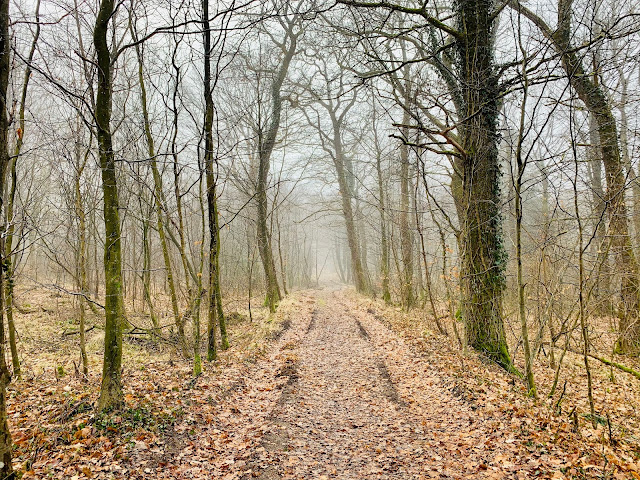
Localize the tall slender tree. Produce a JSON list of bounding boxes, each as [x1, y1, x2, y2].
[[301, 53, 370, 294], [0, 0, 13, 474], [130, 13, 189, 356], [94, 0, 125, 411], [203, 0, 229, 360], [510, 0, 640, 353], [3, 0, 41, 379], [254, 13, 300, 312]]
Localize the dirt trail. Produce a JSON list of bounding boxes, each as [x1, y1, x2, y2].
[[235, 289, 529, 479], [137, 288, 547, 479]]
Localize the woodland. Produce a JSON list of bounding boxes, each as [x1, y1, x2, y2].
[[0, 0, 640, 478]]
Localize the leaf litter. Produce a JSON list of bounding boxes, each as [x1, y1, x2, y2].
[[9, 287, 640, 479]]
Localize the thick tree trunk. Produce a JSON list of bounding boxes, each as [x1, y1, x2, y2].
[[255, 26, 297, 312], [256, 165, 281, 311], [94, 0, 125, 411], [456, 0, 513, 370]]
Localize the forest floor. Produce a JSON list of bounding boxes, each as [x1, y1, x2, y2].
[[9, 286, 640, 479]]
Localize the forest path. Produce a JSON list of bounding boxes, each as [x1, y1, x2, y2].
[[236, 288, 522, 479]]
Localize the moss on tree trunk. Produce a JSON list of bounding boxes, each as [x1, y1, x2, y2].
[[94, 0, 124, 412], [203, 0, 228, 360], [0, 0, 14, 475]]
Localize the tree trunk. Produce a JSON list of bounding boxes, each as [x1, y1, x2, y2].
[[276, 216, 289, 296], [94, 0, 125, 411], [255, 26, 297, 312], [587, 115, 611, 315], [539, 163, 556, 369], [515, 72, 536, 395], [203, 0, 228, 361], [356, 197, 370, 289], [75, 150, 90, 378], [332, 121, 369, 294], [0, 0, 14, 474], [415, 171, 446, 335], [256, 160, 281, 312], [139, 199, 159, 332], [3, 0, 40, 381], [399, 113, 414, 309], [617, 70, 640, 263], [132, 28, 188, 355], [337, 170, 368, 294], [170, 40, 194, 297], [456, 0, 513, 370], [193, 176, 207, 375], [376, 149, 391, 304]]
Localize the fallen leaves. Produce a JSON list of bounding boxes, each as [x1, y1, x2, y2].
[[9, 287, 640, 479], [351, 290, 640, 479], [8, 292, 316, 480]]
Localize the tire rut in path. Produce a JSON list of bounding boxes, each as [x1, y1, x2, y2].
[[256, 292, 425, 479], [351, 311, 403, 407], [354, 316, 370, 340], [258, 361, 299, 480], [250, 290, 541, 479], [255, 314, 311, 480]]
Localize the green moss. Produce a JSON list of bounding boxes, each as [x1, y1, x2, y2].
[[193, 353, 202, 376], [94, 404, 182, 437], [583, 413, 608, 426]]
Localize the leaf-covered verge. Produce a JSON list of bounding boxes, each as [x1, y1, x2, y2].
[[7, 285, 308, 479], [346, 290, 640, 479]]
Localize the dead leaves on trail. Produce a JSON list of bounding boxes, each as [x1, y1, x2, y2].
[[10, 288, 640, 479], [348, 291, 640, 479], [9, 292, 314, 480]]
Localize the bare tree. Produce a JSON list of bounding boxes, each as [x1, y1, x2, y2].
[[509, 0, 640, 353], [0, 0, 13, 473], [93, 0, 125, 411], [300, 50, 371, 295]]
